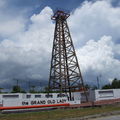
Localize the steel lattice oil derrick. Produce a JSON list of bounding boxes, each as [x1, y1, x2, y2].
[[49, 10, 88, 101]]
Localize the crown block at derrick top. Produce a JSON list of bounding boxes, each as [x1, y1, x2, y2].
[[51, 10, 70, 20]]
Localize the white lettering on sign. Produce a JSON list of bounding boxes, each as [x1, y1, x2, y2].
[[22, 99, 67, 106]]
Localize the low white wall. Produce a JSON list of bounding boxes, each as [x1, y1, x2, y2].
[[0, 92, 81, 107], [94, 89, 120, 101], [71, 92, 81, 104], [80, 89, 120, 102]]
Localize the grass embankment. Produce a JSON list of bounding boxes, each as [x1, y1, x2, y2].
[[0, 104, 120, 120]]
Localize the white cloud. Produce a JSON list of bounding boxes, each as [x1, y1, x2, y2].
[[69, 0, 120, 46], [0, 7, 54, 86], [0, 0, 6, 8], [68, 0, 120, 84], [18, 6, 54, 52], [0, 6, 53, 65], [0, 18, 25, 37], [0, 0, 28, 38], [77, 36, 120, 84]]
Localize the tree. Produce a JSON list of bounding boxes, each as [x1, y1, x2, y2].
[[11, 85, 26, 93], [111, 78, 120, 88], [11, 85, 21, 93], [29, 85, 37, 93], [102, 84, 111, 89], [102, 78, 120, 89], [43, 86, 51, 93]]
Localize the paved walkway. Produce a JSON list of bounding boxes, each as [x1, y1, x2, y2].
[[92, 115, 120, 120]]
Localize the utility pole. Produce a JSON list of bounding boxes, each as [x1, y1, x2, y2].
[[97, 76, 100, 89], [97, 75, 102, 89], [13, 78, 19, 87], [17, 79, 19, 87], [28, 80, 31, 92]]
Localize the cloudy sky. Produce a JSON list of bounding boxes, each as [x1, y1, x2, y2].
[[0, 0, 120, 91]]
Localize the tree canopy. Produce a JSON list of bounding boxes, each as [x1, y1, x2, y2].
[[11, 85, 26, 93], [102, 78, 120, 89]]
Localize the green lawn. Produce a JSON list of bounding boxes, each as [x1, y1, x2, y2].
[[0, 105, 120, 120]]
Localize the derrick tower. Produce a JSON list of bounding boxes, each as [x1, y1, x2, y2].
[[49, 10, 87, 100]]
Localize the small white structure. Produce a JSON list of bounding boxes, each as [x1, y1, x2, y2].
[[81, 89, 120, 102]]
